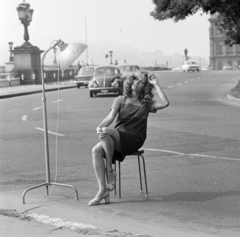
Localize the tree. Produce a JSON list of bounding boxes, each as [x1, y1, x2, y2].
[[150, 0, 240, 45]]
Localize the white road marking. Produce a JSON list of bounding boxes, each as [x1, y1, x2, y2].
[[52, 99, 62, 104], [35, 127, 65, 136], [143, 148, 239, 162], [32, 106, 42, 111], [177, 83, 182, 86], [168, 86, 174, 88], [184, 81, 188, 83], [9, 109, 20, 113], [22, 115, 28, 121], [190, 79, 195, 81]]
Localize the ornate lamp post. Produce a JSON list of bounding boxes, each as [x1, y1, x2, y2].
[[12, 1, 43, 84], [8, 42, 14, 62], [16, 0, 34, 43], [109, 51, 113, 64]]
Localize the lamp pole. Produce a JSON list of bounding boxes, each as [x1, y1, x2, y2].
[[21, 40, 88, 204], [8, 42, 14, 62], [109, 51, 113, 64], [16, 0, 34, 43], [53, 47, 57, 65]]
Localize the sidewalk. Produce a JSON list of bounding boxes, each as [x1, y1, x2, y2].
[[0, 187, 213, 237], [0, 81, 77, 99]]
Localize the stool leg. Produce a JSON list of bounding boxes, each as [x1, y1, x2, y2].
[[118, 161, 121, 198], [140, 154, 148, 197], [137, 155, 143, 193], [114, 162, 117, 195]]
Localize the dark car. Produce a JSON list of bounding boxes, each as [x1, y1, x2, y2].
[[117, 64, 140, 80], [74, 66, 95, 88], [88, 65, 123, 97]]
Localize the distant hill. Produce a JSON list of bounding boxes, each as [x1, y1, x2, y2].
[[0, 39, 209, 69]]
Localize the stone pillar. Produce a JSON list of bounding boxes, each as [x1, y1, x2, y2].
[[11, 42, 44, 84]]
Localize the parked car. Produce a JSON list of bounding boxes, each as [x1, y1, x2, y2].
[[201, 66, 209, 71], [88, 65, 123, 97], [117, 64, 140, 80], [223, 65, 232, 70], [172, 66, 183, 72], [182, 61, 200, 72], [74, 66, 95, 88]]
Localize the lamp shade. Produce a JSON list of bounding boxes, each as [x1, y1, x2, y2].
[[58, 42, 88, 71]]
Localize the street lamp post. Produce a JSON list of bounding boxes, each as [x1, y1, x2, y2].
[[12, 1, 44, 84], [16, 0, 34, 43], [109, 51, 113, 64], [8, 42, 14, 62]]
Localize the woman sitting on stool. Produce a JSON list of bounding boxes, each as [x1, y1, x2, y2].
[[89, 72, 169, 206]]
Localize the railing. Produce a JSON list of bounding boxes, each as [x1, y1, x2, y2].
[[0, 68, 77, 89], [0, 71, 19, 79], [0, 68, 76, 83]]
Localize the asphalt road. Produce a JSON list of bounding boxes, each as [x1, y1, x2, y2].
[[1, 70, 240, 236]]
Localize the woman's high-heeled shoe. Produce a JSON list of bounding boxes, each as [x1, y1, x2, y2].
[[88, 191, 110, 206], [107, 170, 117, 191]]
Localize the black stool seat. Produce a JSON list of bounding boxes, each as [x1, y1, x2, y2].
[[114, 149, 148, 198], [129, 150, 144, 155]]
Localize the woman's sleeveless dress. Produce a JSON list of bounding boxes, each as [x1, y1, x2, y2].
[[111, 95, 156, 163]]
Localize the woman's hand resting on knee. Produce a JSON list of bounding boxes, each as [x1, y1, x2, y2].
[[96, 127, 107, 139]]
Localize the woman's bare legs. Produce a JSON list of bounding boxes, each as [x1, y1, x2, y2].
[[90, 128, 121, 203], [90, 142, 108, 204]]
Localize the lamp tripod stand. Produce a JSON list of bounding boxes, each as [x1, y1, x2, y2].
[[22, 40, 87, 204]]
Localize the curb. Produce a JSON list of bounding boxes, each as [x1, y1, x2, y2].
[[0, 85, 76, 99], [0, 208, 153, 237], [223, 93, 240, 105]]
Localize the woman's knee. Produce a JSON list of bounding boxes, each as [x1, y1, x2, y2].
[[102, 128, 121, 152], [92, 143, 103, 157]]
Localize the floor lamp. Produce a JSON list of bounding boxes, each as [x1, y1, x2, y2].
[[22, 39, 88, 204]]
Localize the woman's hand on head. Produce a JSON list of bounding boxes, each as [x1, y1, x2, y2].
[[148, 74, 158, 85]]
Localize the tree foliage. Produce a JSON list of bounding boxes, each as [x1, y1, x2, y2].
[[150, 0, 240, 45]]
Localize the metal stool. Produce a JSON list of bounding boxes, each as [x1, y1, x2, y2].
[[114, 149, 148, 198]]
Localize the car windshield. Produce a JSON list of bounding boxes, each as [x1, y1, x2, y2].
[[118, 66, 139, 72], [79, 67, 94, 75], [95, 67, 119, 75]]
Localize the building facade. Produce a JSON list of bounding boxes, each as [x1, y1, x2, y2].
[[209, 14, 240, 70]]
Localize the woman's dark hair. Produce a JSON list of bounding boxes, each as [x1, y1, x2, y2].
[[123, 72, 154, 104]]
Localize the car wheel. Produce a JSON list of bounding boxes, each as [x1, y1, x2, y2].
[[85, 85, 88, 88], [90, 91, 93, 97], [77, 84, 80, 88]]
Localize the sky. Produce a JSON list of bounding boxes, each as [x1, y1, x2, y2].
[[0, 0, 210, 65]]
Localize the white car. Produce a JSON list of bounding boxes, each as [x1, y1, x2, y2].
[[223, 65, 232, 70], [182, 61, 200, 72], [117, 64, 140, 80]]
